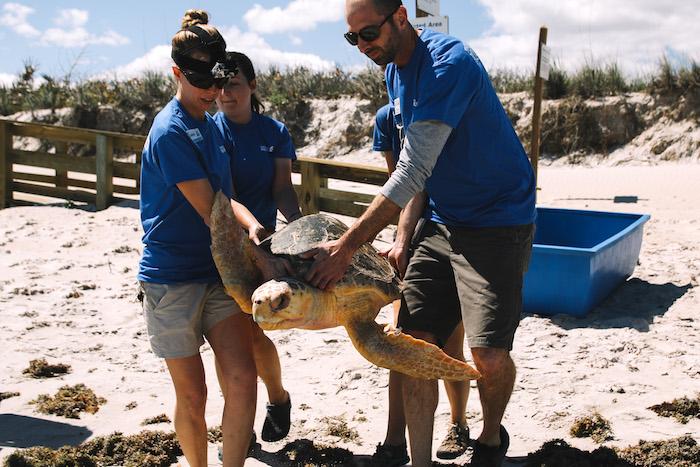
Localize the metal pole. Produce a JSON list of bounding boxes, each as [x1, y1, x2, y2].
[[530, 26, 548, 190]]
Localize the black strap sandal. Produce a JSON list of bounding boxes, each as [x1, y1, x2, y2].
[[261, 394, 292, 442]]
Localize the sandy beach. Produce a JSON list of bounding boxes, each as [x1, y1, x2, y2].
[[1, 163, 699, 466]]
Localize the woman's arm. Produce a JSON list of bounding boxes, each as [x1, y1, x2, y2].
[[272, 158, 302, 222], [176, 178, 216, 226]]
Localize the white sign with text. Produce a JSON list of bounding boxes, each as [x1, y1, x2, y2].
[[416, 0, 440, 16], [538, 44, 551, 80], [412, 15, 449, 34]]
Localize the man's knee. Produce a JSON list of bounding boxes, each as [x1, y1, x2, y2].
[[470, 347, 512, 373]]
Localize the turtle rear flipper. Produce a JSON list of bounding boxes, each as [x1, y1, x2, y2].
[[210, 191, 261, 314], [344, 319, 481, 381]]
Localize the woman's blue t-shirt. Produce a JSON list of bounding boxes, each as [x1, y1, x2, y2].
[[385, 29, 536, 228], [213, 112, 296, 230], [138, 98, 233, 284], [373, 103, 402, 162]]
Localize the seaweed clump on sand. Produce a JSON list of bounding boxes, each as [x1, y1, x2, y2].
[[141, 414, 171, 425], [22, 358, 71, 378], [30, 383, 106, 418], [276, 439, 356, 466], [524, 439, 633, 467], [617, 435, 700, 467], [569, 411, 613, 443], [320, 415, 359, 442], [0, 391, 20, 402], [3, 430, 182, 467], [207, 425, 223, 443], [648, 396, 700, 424]]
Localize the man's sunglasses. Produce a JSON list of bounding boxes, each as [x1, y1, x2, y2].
[[344, 6, 399, 46]]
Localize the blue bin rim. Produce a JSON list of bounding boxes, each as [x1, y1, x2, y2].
[[534, 206, 650, 256]]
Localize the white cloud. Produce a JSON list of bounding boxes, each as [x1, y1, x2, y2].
[[40, 9, 129, 47], [470, 0, 700, 76], [0, 2, 39, 37], [289, 34, 303, 46], [54, 8, 88, 28], [0, 72, 16, 86], [107, 27, 335, 80], [244, 0, 344, 34]]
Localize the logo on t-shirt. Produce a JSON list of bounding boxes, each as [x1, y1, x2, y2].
[[219, 145, 227, 153], [260, 145, 274, 152], [186, 128, 204, 144]]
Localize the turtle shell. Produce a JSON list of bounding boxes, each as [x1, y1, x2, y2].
[[261, 214, 398, 287]]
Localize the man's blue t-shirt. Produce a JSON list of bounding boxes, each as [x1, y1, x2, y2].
[[138, 98, 233, 284], [372, 103, 402, 162], [385, 29, 536, 228], [213, 112, 296, 230]]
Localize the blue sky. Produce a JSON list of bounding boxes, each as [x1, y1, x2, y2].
[[1, 0, 698, 85]]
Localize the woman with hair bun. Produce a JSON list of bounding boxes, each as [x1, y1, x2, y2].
[[138, 10, 290, 466], [214, 51, 302, 445]]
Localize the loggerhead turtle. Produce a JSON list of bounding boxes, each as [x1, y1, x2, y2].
[[210, 192, 480, 381]]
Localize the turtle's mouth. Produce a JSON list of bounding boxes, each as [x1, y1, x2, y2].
[[253, 314, 306, 330]]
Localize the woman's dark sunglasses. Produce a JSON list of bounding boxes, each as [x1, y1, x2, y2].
[[181, 69, 228, 90], [344, 6, 399, 46]]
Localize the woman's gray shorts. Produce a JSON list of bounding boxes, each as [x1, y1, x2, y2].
[[397, 220, 534, 350], [139, 281, 241, 359]]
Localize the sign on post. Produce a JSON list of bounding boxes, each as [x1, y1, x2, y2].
[[416, 0, 440, 16], [411, 15, 449, 34], [538, 44, 551, 80]]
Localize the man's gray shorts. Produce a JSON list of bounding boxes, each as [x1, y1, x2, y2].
[[397, 220, 534, 350], [139, 281, 240, 359]]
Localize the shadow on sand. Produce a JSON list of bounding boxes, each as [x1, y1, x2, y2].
[[535, 278, 692, 332], [0, 413, 92, 450]]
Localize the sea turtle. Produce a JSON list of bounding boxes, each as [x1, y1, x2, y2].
[[210, 192, 480, 381]]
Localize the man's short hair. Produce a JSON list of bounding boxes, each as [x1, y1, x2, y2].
[[372, 0, 402, 16]]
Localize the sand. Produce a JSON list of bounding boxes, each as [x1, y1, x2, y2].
[[0, 163, 699, 466]]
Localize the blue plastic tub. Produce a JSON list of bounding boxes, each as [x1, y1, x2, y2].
[[523, 207, 650, 317]]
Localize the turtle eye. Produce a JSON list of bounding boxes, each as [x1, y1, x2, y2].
[[270, 292, 291, 312]]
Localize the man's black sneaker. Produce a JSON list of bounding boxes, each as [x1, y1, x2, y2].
[[370, 442, 410, 467], [470, 425, 509, 467]]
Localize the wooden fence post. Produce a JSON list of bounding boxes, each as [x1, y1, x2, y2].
[[96, 134, 114, 211], [54, 142, 68, 188], [0, 120, 11, 209], [299, 160, 321, 214], [530, 26, 548, 190]]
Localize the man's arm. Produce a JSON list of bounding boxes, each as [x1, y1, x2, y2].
[[389, 191, 427, 277], [304, 120, 452, 290]]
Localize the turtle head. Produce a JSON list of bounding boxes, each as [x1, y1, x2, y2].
[[251, 277, 338, 330]]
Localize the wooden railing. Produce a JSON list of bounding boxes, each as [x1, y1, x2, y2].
[[0, 118, 389, 218]]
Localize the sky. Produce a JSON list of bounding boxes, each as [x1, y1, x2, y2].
[[0, 0, 699, 86]]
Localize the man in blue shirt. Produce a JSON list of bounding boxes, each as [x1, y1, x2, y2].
[[304, 1, 536, 465]]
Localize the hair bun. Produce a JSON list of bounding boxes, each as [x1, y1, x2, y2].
[[181, 9, 209, 29]]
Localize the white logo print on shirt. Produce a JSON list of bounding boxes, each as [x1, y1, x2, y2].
[[186, 128, 203, 144]]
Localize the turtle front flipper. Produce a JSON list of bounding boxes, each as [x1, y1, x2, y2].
[[210, 191, 261, 314], [344, 319, 481, 381]]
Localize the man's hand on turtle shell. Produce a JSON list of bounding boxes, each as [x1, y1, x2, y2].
[[249, 224, 271, 245], [301, 239, 353, 290]]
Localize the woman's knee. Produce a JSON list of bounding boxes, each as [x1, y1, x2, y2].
[[176, 384, 208, 414]]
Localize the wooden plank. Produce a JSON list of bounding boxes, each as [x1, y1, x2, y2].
[[530, 26, 548, 191], [320, 187, 375, 204], [112, 134, 146, 152], [113, 161, 139, 180], [318, 164, 388, 186], [7, 121, 96, 144], [319, 198, 368, 218], [95, 134, 114, 210], [298, 161, 321, 214], [12, 181, 95, 204], [13, 171, 137, 194], [0, 120, 10, 208], [11, 149, 95, 173]]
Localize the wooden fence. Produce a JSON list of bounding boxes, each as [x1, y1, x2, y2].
[[0, 118, 389, 217]]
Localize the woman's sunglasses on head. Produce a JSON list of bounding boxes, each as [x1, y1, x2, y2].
[[344, 6, 399, 46]]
